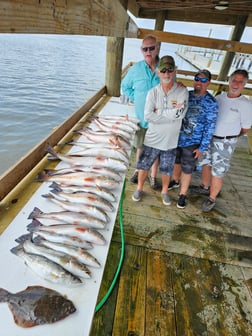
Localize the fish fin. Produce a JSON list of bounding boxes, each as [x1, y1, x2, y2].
[[27, 207, 44, 220], [27, 219, 43, 232], [15, 233, 33, 243]]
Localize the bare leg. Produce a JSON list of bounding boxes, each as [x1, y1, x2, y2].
[[172, 163, 182, 182], [137, 170, 149, 191], [150, 158, 159, 178], [209, 175, 223, 200], [161, 174, 171, 194], [201, 165, 212, 188], [179, 172, 192, 196]]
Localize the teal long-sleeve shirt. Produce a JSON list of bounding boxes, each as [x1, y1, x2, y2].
[[121, 60, 160, 128]]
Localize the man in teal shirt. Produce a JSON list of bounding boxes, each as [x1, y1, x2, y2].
[[121, 35, 160, 189]]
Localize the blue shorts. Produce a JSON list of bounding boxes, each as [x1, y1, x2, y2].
[[136, 145, 176, 176], [175, 144, 199, 174]]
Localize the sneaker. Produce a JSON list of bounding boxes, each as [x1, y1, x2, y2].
[[177, 194, 186, 209], [161, 193, 171, 205], [130, 171, 138, 184], [168, 180, 180, 190], [201, 197, 216, 212], [132, 190, 143, 202], [148, 176, 159, 190], [191, 184, 210, 196]]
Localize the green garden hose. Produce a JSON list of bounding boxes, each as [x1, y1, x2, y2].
[[95, 181, 126, 312]]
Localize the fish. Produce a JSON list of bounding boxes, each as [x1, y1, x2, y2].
[[10, 245, 82, 286], [47, 189, 114, 212], [42, 193, 109, 222], [27, 219, 106, 245], [16, 231, 93, 250], [44, 144, 127, 171], [44, 165, 123, 182], [66, 140, 129, 158], [97, 115, 140, 131], [92, 116, 135, 134], [0, 285, 76, 328], [99, 114, 140, 127], [36, 170, 119, 189], [33, 236, 101, 268], [74, 126, 131, 148], [49, 182, 117, 203], [68, 147, 129, 163], [21, 238, 92, 279], [28, 207, 106, 229], [92, 118, 133, 140]]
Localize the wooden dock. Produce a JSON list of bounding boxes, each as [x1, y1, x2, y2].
[[91, 135, 252, 336]]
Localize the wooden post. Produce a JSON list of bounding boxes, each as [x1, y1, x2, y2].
[[105, 37, 124, 97], [217, 16, 248, 81]]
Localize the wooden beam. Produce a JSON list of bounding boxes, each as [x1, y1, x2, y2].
[[0, 0, 138, 37], [138, 28, 252, 54]]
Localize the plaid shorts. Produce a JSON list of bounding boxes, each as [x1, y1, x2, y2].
[[136, 145, 177, 176], [198, 137, 238, 177]]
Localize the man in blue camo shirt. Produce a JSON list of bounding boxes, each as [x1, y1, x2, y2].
[[169, 69, 219, 209]]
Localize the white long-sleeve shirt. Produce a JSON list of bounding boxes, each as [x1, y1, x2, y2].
[[144, 83, 189, 150]]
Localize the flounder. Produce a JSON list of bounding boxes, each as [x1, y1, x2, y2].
[[0, 285, 76, 328]]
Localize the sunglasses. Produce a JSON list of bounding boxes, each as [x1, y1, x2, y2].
[[142, 45, 156, 52], [160, 67, 174, 73], [194, 76, 208, 83]]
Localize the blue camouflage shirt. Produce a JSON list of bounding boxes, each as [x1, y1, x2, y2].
[[121, 60, 160, 128], [178, 90, 218, 152]]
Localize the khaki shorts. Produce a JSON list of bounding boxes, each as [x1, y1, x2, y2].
[[133, 127, 147, 149]]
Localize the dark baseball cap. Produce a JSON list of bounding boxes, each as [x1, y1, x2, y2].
[[195, 69, 212, 81]]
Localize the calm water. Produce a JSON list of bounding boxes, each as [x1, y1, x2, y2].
[[0, 34, 197, 175]]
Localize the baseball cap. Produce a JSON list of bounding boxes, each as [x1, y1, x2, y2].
[[195, 69, 211, 81], [158, 56, 175, 71]]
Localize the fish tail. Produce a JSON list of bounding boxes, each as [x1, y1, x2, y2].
[[10, 244, 22, 256], [27, 218, 43, 232], [34, 172, 49, 182], [65, 140, 74, 145], [15, 233, 33, 243], [44, 143, 58, 158], [49, 182, 62, 191], [0, 288, 10, 302], [41, 193, 54, 199], [27, 207, 44, 220]]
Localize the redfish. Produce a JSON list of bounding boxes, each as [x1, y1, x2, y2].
[[27, 218, 106, 245]]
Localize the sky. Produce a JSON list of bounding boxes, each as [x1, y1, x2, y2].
[[130, 14, 252, 43]]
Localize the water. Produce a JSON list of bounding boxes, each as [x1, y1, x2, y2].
[[0, 34, 198, 176]]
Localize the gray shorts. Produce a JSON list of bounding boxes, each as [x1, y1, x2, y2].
[[133, 127, 147, 149], [175, 144, 199, 174], [198, 137, 238, 177], [136, 145, 176, 176]]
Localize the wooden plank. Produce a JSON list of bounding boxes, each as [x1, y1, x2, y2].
[[90, 242, 121, 335], [0, 0, 138, 37], [194, 258, 252, 335], [112, 245, 146, 335], [0, 87, 106, 202], [138, 28, 252, 54], [146, 250, 176, 335], [172, 254, 208, 335]]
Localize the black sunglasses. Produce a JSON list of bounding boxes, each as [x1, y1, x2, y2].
[[142, 45, 156, 52], [160, 67, 174, 73], [194, 76, 208, 83]]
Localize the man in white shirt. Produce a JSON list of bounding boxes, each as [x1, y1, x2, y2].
[[198, 69, 252, 212]]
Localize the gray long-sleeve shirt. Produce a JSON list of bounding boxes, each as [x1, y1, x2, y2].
[[144, 83, 189, 150]]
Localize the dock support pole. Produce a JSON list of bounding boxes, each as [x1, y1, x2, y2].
[[217, 16, 248, 81], [105, 37, 124, 97]]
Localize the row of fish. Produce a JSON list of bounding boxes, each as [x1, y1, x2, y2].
[[10, 114, 138, 289]]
